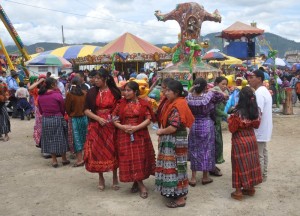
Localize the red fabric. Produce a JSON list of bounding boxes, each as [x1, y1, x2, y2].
[[0, 82, 8, 102], [228, 113, 262, 189], [118, 98, 156, 124], [156, 97, 168, 127], [84, 89, 118, 172], [29, 88, 39, 106], [113, 100, 156, 182]]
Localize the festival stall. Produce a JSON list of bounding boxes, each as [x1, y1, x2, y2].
[[25, 54, 72, 76], [71, 32, 172, 72]]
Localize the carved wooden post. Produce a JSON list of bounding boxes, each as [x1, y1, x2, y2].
[[283, 87, 293, 115]]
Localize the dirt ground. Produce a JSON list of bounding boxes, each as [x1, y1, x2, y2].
[[0, 105, 299, 216]]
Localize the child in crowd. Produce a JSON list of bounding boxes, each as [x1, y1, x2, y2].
[[228, 86, 262, 201], [15, 82, 32, 120]]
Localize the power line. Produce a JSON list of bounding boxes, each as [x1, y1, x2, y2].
[[4, 0, 178, 31]]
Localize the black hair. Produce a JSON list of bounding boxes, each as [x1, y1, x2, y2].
[[192, 78, 207, 94], [124, 81, 140, 96], [77, 71, 85, 78], [234, 86, 259, 120], [214, 76, 228, 85], [161, 77, 174, 86], [97, 68, 121, 100], [19, 82, 25, 87], [89, 70, 97, 77], [70, 76, 84, 96], [167, 80, 188, 97], [38, 77, 57, 95], [46, 72, 51, 77]]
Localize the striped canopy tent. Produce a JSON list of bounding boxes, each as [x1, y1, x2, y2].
[[95, 32, 164, 55], [30, 45, 102, 60], [72, 32, 171, 66]]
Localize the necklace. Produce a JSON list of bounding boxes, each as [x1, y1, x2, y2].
[[99, 88, 108, 103]]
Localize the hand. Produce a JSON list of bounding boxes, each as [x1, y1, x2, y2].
[[129, 125, 138, 133], [156, 129, 163, 136], [223, 93, 229, 99], [38, 78, 45, 82], [97, 117, 107, 126], [121, 125, 131, 133]]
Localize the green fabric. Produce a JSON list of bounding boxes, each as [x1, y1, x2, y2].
[[160, 141, 175, 149], [215, 123, 225, 164], [155, 179, 178, 187], [215, 102, 228, 124], [177, 163, 187, 173]]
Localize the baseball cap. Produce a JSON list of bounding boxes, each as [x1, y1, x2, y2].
[[247, 69, 265, 81]]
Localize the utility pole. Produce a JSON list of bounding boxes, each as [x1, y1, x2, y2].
[[62, 25, 65, 46]]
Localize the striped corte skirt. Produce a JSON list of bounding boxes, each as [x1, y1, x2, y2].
[[41, 116, 68, 154]]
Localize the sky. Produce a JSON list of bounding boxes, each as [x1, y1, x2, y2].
[[1, 0, 300, 48]]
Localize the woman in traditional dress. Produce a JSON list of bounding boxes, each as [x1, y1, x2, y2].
[[38, 77, 69, 168], [27, 76, 38, 118], [210, 76, 229, 176], [186, 78, 225, 186], [0, 80, 10, 141], [155, 80, 194, 208], [84, 69, 121, 191], [65, 77, 88, 167], [28, 74, 46, 148], [156, 78, 173, 127], [113, 81, 156, 199], [228, 86, 262, 200]]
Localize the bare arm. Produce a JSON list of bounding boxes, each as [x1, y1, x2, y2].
[[114, 119, 151, 134], [84, 109, 107, 126], [28, 78, 45, 90], [156, 125, 177, 135]]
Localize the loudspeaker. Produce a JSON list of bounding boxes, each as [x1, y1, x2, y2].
[[248, 42, 255, 57]]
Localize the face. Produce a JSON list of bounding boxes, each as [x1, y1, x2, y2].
[[165, 87, 177, 102], [217, 80, 228, 92], [161, 83, 167, 95], [235, 79, 242, 86], [247, 75, 261, 89], [94, 75, 106, 88], [123, 85, 136, 100], [89, 76, 95, 85]]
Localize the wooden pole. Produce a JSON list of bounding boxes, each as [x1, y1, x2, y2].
[[283, 87, 293, 115]]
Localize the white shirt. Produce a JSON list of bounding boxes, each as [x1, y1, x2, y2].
[[57, 81, 66, 99], [15, 87, 29, 98], [255, 86, 273, 142]]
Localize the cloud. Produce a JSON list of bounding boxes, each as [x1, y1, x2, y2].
[[0, 0, 299, 47]]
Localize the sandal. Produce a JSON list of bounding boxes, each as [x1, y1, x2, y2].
[[98, 185, 105, 191], [188, 181, 196, 187], [111, 184, 120, 191], [209, 167, 223, 177], [139, 191, 148, 199], [231, 192, 243, 201], [242, 188, 255, 196], [52, 163, 58, 168], [72, 162, 84, 167], [202, 178, 213, 185], [62, 160, 70, 166], [166, 201, 186, 208], [3, 136, 9, 142], [130, 182, 139, 193]]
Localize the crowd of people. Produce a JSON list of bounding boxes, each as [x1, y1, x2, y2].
[[0, 66, 278, 207]]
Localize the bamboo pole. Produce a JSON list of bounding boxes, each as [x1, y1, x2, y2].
[[0, 38, 15, 70]]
